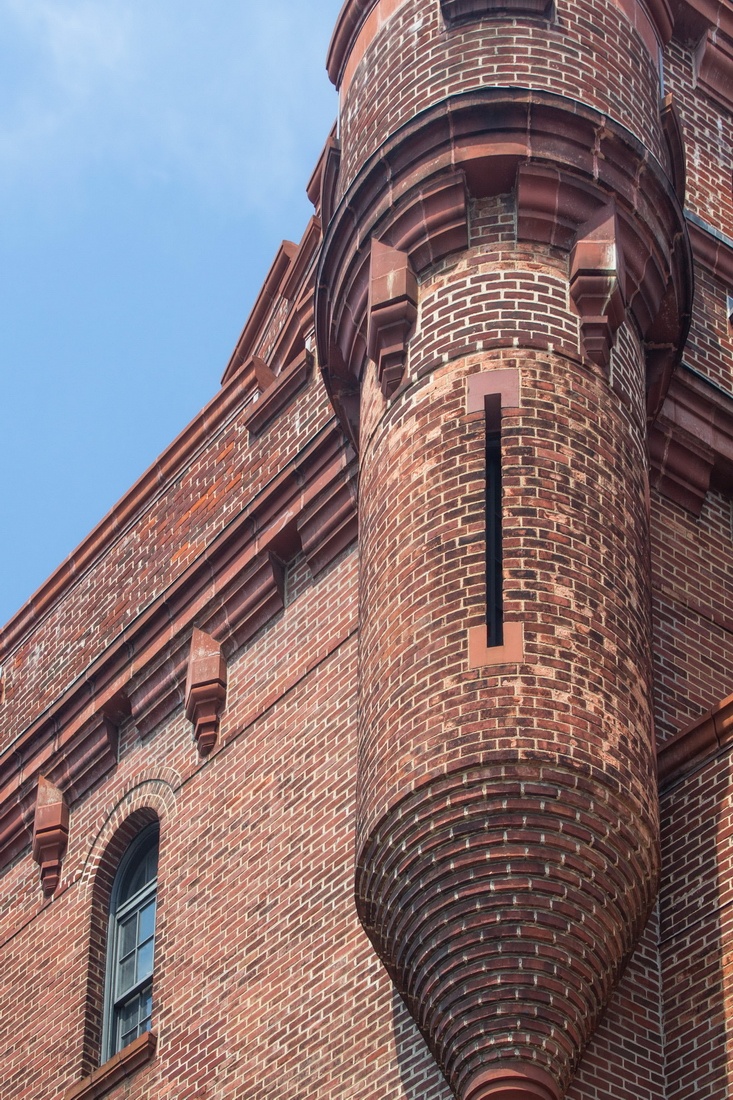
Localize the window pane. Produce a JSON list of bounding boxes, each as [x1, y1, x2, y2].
[[139, 900, 155, 943], [118, 996, 139, 1048], [120, 913, 138, 957], [140, 985, 153, 1029], [118, 831, 158, 904], [117, 954, 135, 998], [137, 939, 154, 982]]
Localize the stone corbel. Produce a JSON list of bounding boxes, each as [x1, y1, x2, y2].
[[32, 777, 69, 897], [367, 239, 418, 398], [252, 356, 277, 394], [185, 628, 227, 756], [649, 365, 733, 514], [695, 28, 733, 113], [569, 204, 626, 370]]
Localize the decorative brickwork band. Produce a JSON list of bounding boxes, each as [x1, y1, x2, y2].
[[185, 628, 228, 755], [32, 776, 69, 897], [569, 204, 627, 370], [367, 239, 418, 397]]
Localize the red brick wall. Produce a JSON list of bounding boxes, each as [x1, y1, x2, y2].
[[660, 750, 733, 1100], [2, 0, 733, 1098], [338, 0, 666, 196]]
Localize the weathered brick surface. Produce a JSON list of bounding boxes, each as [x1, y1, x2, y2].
[[355, 194, 659, 1096], [660, 750, 733, 1100], [2, 0, 733, 1098], [338, 0, 666, 195], [664, 39, 733, 242], [652, 488, 733, 744]]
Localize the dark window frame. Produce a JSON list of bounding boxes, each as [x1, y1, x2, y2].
[[102, 824, 159, 1062]]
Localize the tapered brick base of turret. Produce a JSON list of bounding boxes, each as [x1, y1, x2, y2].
[[465, 1064, 561, 1100]]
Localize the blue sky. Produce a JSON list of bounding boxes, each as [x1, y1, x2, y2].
[[0, 0, 343, 627]]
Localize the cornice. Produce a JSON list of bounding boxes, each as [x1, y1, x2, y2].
[[221, 240, 298, 384], [0, 368, 257, 664], [695, 25, 733, 112], [316, 87, 692, 446], [0, 422, 357, 873], [657, 691, 733, 787], [327, 0, 380, 87], [672, 0, 733, 43], [243, 351, 314, 438]]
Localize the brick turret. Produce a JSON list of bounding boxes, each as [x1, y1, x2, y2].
[[316, 2, 693, 1098]]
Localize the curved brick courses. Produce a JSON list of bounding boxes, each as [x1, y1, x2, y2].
[[316, 1, 692, 1098], [334, 0, 668, 193]]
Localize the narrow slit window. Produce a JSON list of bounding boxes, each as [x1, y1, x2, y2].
[[485, 393, 503, 647]]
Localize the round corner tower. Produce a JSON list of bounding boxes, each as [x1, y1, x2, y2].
[[315, 2, 693, 1098]]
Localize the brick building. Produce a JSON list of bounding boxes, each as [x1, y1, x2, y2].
[[2, 0, 733, 1097]]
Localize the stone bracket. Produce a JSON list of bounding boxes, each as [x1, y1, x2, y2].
[[695, 28, 733, 114], [185, 628, 228, 756], [649, 365, 733, 514], [32, 776, 69, 897], [367, 239, 418, 397], [244, 351, 314, 438], [569, 203, 627, 370]]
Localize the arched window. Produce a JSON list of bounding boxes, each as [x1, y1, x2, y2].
[[103, 824, 159, 1060]]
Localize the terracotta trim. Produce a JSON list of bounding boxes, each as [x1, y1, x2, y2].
[[695, 26, 733, 113], [306, 125, 338, 213], [657, 692, 733, 787], [32, 777, 69, 897], [281, 217, 322, 303], [661, 93, 686, 204], [673, 0, 733, 40], [0, 370, 256, 662], [221, 239, 298, 384], [468, 621, 525, 668], [467, 368, 520, 414], [466, 366, 523, 669], [0, 424, 356, 873], [316, 89, 692, 447], [244, 352, 314, 438], [649, 363, 733, 512], [64, 1031, 156, 1100], [185, 629, 227, 756], [327, 0, 407, 90]]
